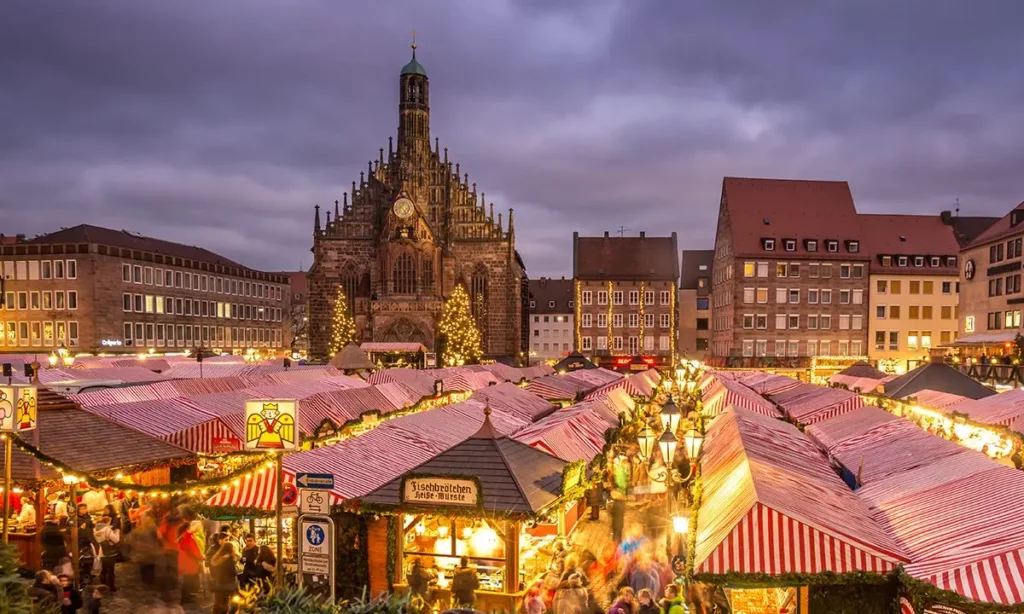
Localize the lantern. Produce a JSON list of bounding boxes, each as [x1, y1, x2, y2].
[[48, 353, 58, 368], [659, 430, 678, 465], [672, 515, 689, 535], [660, 398, 682, 434], [684, 426, 704, 461], [637, 426, 655, 461]]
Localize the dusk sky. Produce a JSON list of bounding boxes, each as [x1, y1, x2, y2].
[[3, 1, 1023, 277]]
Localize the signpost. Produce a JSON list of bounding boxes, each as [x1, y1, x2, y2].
[[243, 398, 300, 587], [298, 514, 335, 602], [0, 384, 37, 544], [296, 472, 334, 490], [299, 489, 329, 515], [402, 476, 478, 507], [281, 483, 299, 507]]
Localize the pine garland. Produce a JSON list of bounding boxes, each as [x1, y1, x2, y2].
[[328, 284, 357, 356], [439, 284, 482, 366]]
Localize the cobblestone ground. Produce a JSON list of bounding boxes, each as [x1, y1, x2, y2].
[[96, 561, 215, 614]]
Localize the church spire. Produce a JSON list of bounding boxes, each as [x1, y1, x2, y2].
[[313, 204, 321, 234], [397, 38, 430, 161]]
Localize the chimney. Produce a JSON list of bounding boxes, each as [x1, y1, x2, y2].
[[940, 210, 953, 226], [639, 231, 646, 239], [603, 231, 610, 239], [1012, 209, 1024, 228]]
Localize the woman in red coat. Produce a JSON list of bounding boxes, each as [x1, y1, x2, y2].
[[177, 523, 205, 606]]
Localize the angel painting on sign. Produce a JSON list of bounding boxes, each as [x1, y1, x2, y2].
[[17, 388, 36, 430], [0, 389, 13, 430], [246, 402, 295, 449]]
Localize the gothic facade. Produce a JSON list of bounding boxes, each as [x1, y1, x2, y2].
[[308, 45, 526, 361]]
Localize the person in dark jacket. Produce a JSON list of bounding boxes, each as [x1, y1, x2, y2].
[[41, 518, 69, 571], [239, 533, 276, 589], [608, 586, 635, 614], [58, 573, 83, 614], [452, 556, 480, 608], [586, 480, 606, 521], [30, 570, 60, 608], [406, 558, 434, 603], [610, 493, 627, 545], [636, 588, 660, 614]]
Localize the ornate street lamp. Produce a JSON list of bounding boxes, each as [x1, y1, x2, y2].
[[658, 429, 678, 465], [660, 398, 682, 434], [637, 426, 655, 461], [683, 426, 704, 463], [47, 353, 58, 369]]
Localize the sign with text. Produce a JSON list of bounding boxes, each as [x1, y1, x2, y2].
[[299, 514, 335, 603], [211, 437, 242, 454], [296, 473, 334, 490], [402, 477, 479, 507], [0, 385, 37, 432], [299, 489, 329, 515], [244, 399, 299, 451]]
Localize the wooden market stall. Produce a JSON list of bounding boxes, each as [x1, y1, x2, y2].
[[356, 407, 584, 612]]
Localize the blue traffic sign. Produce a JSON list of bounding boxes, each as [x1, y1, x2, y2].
[[305, 524, 326, 547], [296, 473, 334, 490]]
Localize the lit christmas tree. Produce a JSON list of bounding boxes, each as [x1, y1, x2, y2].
[[439, 284, 483, 366], [328, 285, 357, 355]]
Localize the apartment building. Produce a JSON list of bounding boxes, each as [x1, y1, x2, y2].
[[861, 214, 963, 372], [710, 178, 871, 362], [0, 225, 291, 354], [679, 250, 713, 359], [959, 202, 1024, 356], [573, 232, 679, 368], [285, 271, 309, 354], [527, 277, 574, 363]]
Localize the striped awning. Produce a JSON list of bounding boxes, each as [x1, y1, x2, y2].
[[702, 378, 780, 418], [943, 389, 1024, 427], [771, 385, 865, 426]]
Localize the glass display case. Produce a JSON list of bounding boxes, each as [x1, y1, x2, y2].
[[403, 515, 507, 591], [253, 516, 297, 561]]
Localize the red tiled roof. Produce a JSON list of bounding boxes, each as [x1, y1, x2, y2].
[[964, 202, 1024, 249], [721, 177, 865, 259], [283, 271, 308, 298], [529, 277, 573, 314], [573, 233, 679, 281], [859, 214, 961, 274]]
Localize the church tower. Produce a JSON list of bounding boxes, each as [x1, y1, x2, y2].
[[397, 41, 430, 171]]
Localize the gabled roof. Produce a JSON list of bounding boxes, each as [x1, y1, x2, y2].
[[882, 362, 995, 401], [358, 410, 567, 514], [837, 361, 887, 379], [27, 224, 245, 269], [859, 214, 961, 274], [720, 177, 865, 259], [552, 351, 598, 372], [573, 233, 679, 281], [964, 202, 1024, 249], [529, 277, 573, 314], [948, 216, 1000, 247], [680, 249, 713, 289]]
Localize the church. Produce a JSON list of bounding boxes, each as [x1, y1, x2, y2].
[[307, 44, 527, 362]]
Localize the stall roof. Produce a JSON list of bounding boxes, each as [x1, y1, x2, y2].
[[584, 369, 661, 401], [330, 343, 376, 371], [0, 388, 192, 481], [702, 377, 781, 418], [769, 384, 865, 425], [944, 388, 1024, 427], [358, 408, 567, 514], [360, 342, 427, 354], [735, 372, 802, 395], [552, 352, 598, 372], [512, 397, 620, 462], [882, 362, 995, 401], [525, 368, 622, 401], [470, 383, 556, 424], [694, 407, 908, 575], [836, 361, 887, 379]]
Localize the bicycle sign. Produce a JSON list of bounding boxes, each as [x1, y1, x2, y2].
[[300, 488, 329, 515]]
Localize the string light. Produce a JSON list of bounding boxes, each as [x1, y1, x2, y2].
[[328, 285, 357, 356], [639, 281, 646, 351], [439, 284, 482, 367]]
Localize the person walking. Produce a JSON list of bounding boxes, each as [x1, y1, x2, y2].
[[608, 586, 635, 614], [452, 556, 480, 609], [610, 492, 627, 545], [93, 515, 120, 592], [127, 513, 160, 585], [209, 534, 240, 614], [41, 518, 69, 571], [239, 533, 276, 589], [57, 573, 83, 614], [156, 510, 183, 604], [552, 573, 589, 614], [586, 479, 606, 521], [177, 521, 205, 606]]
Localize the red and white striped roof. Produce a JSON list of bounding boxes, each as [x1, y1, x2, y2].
[[525, 368, 622, 400], [737, 372, 803, 395], [471, 383, 556, 424], [512, 397, 621, 462], [913, 389, 971, 410], [702, 377, 781, 418], [584, 369, 661, 401], [694, 407, 908, 575], [770, 384, 865, 426], [944, 388, 1024, 427], [81, 397, 241, 453]]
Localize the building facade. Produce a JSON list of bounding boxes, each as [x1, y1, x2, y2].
[[958, 203, 1024, 357], [679, 250, 713, 359], [711, 178, 871, 362], [308, 45, 525, 361], [862, 214, 963, 373], [0, 225, 291, 354], [573, 232, 679, 368], [285, 271, 309, 355], [527, 277, 573, 363]]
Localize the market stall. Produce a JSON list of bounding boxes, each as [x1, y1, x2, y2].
[[701, 377, 780, 418], [769, 383, 865, 426], [361, 342, 428, 369], [525, 368, 623, 402], [356, 406, 581, 612]]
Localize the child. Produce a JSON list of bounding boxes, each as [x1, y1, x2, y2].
[[54, 556, 73, 578], [83, 585, 104, 614]]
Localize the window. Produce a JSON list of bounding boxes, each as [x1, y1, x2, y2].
[[132, 265, 142, 283], [821, 290, 832, 304], [988, 312, 1002, 330], [789, 289, 799, 304], [890, 280, 902, 294], [644, 290, 654, 305], [17, 292, 27, 310], [890, 305, 901, 319], [930, 257, 941, 267], [909, 306, 920, 319], [840, 264, 851, 279], [776, 288, 787, 304], [629, 313, 639, 328], [30, 292, 40, 310], [852, 289, 863, 304], [548, 301, 555, 308], [818, 340, 830, 355], [597, 313, 607, 328], [807, 240, 818, 252], [914, 256, 925, 267], [1006, 311, 1022, 328], [838, 341, 849, 356], [613, 291, 623, 305], [882, 256, 892, 267], [897, 256, 908, 267], [852, 264, 864, 278], [940, 331, 951, 344], [910, 281, 921, 294], [744, 262, 755, 277], [755, 314, 768, 329], [743, 340, 754, 357], [777, 263, 789, 277], [41, 261, 52, 279], [581, 336, 592, 350], [67, 291, 77, 310], [820, 315, 832, 330], [144, 267, 153, 285], [582, 313, 592, 328], [529, 301, 536, 309], [1008, 275, 1022, 295], [788, 314, 799, 329], [875, 331, 886, 351], [826, 240, 839, 253], [852, 315, 863, 330], [942, 281, 952, 294], [597, 291, 607, 305], [613, 314, 623, 328], [784, 239, 796, 252], [764, 239, 775, 251], [696, 298, 709, 310], [940, 306, 951, 320], [629, 336, 640, 353], [839, 314, 850, 330], [597, 336, 607, 350], [775, 314, 787, 330], [908, 331, 919, 350], [755, 340, 767, 356], [809, 263, 820, 278], [853, 340, 865, 356], [613, 336, 623, 351], [757, 262, 769, 278], [54, 292, 64, 310], [629, 291, 639, 305], [696, 317, 708, 330], [790, 263, 800, 278], [822, 264, 833, 278], [756, 288, 768, 303], [68, 321, 78, 346], [990, 278, 1004, 297], [66, 260, 77, 279], [660, 290, 670, 305], [922, 306, 933, 319], [891, 331, 902, 351], [41, 291, 52, 310], [877, 305, 886, 319], [808, 289, 819, 304], [848, 241, 860, 253], [743, 314, 754, 329], [582, 291, 592, 305], [775, 340, 786, 357], [660, 313, 670, 328], [662, 336, 673, 351], [947, 256, 958, 267], [807, 340, 818, 356], [123, 294, 132, 312]]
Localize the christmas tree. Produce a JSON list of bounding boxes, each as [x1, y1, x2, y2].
[[439, 284, 483, 366], [328, 285, 357, 356], [0, 542, 32, 614]]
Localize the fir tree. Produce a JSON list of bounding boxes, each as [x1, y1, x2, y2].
[[439, 284, 483, 366], [0, 542, 33, 614], [329, 285, 357, 356]]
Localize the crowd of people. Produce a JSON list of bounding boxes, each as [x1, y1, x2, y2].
[[28, 493, 280, 613]]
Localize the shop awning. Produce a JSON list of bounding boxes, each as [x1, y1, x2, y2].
[[943, 388, 1024, 427], [702, 377, 781, 418], [694, 407, 908, 575], [949, 331, 1018, 346], [583, 369, 661, 401], [769, 384, 865, 425]]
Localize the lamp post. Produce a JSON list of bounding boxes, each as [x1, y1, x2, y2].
[[47, 353, 58, 369]]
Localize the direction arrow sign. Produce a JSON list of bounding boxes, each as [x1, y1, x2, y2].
[[300, 489, 329, 515], [295, 472, 334, 490]]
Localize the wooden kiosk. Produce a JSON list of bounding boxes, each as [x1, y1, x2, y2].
[[358, 406, 584, 612]]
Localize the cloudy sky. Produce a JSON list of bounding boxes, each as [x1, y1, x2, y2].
[[3, 1, 1023, 276]]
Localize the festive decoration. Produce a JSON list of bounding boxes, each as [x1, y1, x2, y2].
[[606, 281, 614, 351], [669, 285, 677, 363], [574, 280, 582, 352], [329, 284, 357, 356], [639, 281, 646, 351], [439, 284, 483, 366]]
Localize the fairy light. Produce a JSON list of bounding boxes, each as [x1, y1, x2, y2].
[[328, 285, 357, 355], [639, 281, 646, 351], [607, 281, 614, 354], [439, 284, 482, 366], [574, 280, 582, 351]]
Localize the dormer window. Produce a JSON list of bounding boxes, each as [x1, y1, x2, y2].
[[846, 240, 860, 253], [763, 238, 775, 251], [914, 256, 925, 267], [530, 300, 536, 308], [946, 256, 957, 267], [881, 256, 892, 266], [897, 256, 908, 267], [826, 240, 839, 253], [568, 301, 574, 308], [783, 239, 796, 252], [548, 301, 555, 308], [806, 240, 818, 252], [930, 256, 941, 267]]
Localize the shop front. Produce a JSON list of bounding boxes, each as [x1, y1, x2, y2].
[[356, 407, 583, 611]]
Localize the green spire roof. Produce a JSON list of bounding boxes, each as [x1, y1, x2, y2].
[[401, 44, 427, 77]]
